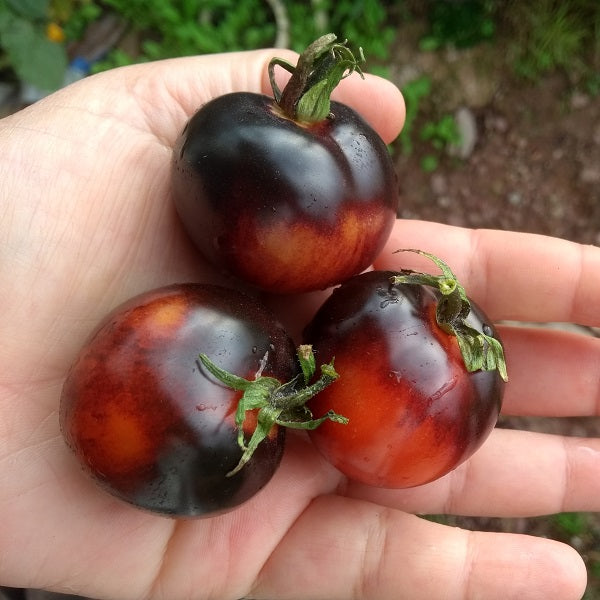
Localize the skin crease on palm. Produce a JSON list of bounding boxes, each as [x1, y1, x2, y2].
[[0, 48, 599, 600]]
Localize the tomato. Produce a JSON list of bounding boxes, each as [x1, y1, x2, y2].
[[303, 258, 507, 488], [60, 284, 298, 517], [170, 35, 398, 294]]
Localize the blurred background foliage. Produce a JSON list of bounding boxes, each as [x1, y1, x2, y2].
[[1, 0, 599, 167], [1, 0, 599, 89], [1, 0, 597, 174]]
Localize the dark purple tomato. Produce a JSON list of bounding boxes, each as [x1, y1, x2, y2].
[[171, 91, 398, 294], [304, 270, 505, 488], [60, 284, 298, 517]]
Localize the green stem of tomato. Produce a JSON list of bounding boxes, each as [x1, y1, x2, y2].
[[390, 250, 509, 382], [198, 345, 346, 476], [268, 33, 365, 123]]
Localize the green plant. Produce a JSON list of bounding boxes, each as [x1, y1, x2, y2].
[[586, 72, 600, 96], [398, 76, 461, 170], [552, 512, 588, 538], [56, 0, 101, 42], [504, 0, 599, 81], [81, 0, 396, 74], [92, 0, 275, 69], [0, 0, 67, 89], [420, 153, 439, 172], [420, 115, 460, 171], [398, 75, 432, 155], [590, 557, 600, 579], [420, 0, 496, 51], [420, 113, 461, 169], [286, 0, 395, 60]]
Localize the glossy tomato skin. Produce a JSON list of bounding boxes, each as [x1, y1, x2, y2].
[[304, 271, 504, 488], [60, 284, 298, 517], [171, 92, 399, 294]]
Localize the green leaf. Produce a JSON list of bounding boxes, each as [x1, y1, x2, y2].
[[297, 344, 317, 385], [227, 405, 283, 476], [296, 78, 334, 122], [0, 14, 66, 90], [198, 353, 254, 391], [419, 36, 441, 52], [421, 155, 439, 172], [3, 0, 49, 20]]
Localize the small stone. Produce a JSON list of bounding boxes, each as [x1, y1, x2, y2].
[[485, 114, 508, 133], [396, 65, 423, 88], [494, 115, 509, 133], [550, 200, 566, 219], [507, 191, 522, 206], [579, 166, 600, 184], [430, 172, 448, 195], [448, 106, 477, 159], [570, 91, 590, 110]]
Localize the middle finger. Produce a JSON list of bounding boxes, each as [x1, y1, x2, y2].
[[499, 324, 600, 417], [346, 427, 600, 517]]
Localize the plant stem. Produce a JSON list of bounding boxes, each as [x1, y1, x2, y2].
[[268, 34, 364, 123]]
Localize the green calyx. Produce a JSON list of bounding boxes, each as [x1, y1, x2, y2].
[[390, 250, 508, 382], [198, 345, 346, 476], [268, 33, 365, 123]]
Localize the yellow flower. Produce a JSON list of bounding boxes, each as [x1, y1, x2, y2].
[[46, 22, 65, 44]]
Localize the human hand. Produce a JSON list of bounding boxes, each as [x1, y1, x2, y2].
[[0, 49, 598, 600]]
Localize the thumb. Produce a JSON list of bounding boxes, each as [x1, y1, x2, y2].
[[71, 47, 405, 147]]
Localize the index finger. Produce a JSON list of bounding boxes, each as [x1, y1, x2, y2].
[[374, 220, 600, 326]]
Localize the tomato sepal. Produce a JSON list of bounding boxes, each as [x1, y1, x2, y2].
[[268, 33, 365, 123], [390, 249, 508, 382], [198, 345, 346, 476]]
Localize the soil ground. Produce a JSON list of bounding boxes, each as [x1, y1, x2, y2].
[[396, 72, 600, 245]]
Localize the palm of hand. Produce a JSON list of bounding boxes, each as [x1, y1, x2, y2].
[[1, 51, 598, 600], [0, 51, 391, 599]]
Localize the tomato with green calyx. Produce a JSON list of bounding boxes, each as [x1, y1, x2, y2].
[[304, 251, 507, 489], [171, 34, 399, 294], [60, 284, 344, 517]]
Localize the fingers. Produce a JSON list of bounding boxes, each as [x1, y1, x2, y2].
[[347, 427, 600, 518], [375, 220, 600, 326], [375, 221, 600, 418], [499, 325, 600, 416], [330, 71, 406, 144], [252, 495, 586, 600]]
